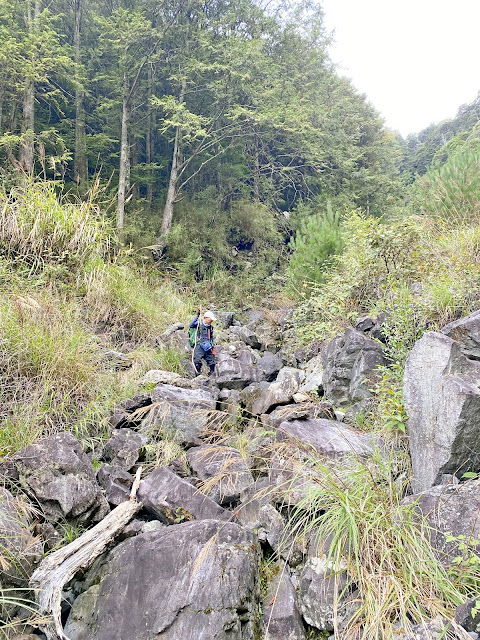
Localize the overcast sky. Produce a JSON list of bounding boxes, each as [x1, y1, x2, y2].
[[320, 0, 480, 136]]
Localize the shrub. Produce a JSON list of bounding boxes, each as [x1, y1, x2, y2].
[[413, 142, 480, 226], [287, 202, 344, 293]]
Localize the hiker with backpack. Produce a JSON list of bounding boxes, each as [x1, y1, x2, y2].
[[188, 310, 217, 377]]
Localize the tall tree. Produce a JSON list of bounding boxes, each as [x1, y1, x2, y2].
[[19, 0, 41, 173]]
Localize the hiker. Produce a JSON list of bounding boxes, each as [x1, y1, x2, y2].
[[189, 310, 217, 377]]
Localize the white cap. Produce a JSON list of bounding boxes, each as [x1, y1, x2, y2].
[[204, 311, 217, 321]]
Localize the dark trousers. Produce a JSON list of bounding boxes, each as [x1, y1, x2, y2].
[[193, 344, 215, 375]]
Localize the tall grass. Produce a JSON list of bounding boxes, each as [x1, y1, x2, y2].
[[0, 180, 112, 275], [0, 181, 191, 456], [285, 451, 477, 639], [84, 262, 192, 342]]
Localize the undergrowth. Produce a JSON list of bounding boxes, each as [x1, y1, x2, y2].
[[0, 180, 191, 456], [283, 450, 478, 640]]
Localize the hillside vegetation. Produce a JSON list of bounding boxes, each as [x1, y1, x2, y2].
[[2, 1, 480, 638]]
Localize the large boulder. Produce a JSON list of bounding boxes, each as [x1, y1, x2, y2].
[[442, 309, 480, 359], [256, 352, 283, 381], [140, 370, 197, 388], [187, 445, 255, 505], [229, 325, 262, 350], [97, 465, 134, 506], [321, 328, 386, 406], [240, 381, 271, 414], [299, 550, 359, 633], [102, 428, 149, 471], [269, 419, 377, 505], [137, 466, 228, 523], [261, 402, 335, 427], [64, 520, 261, 640], [110, 392, 152, 429], [251, 367, 305, 415], [276, 419, 376, 458], [142, 384, 217, 446], [403, 331, 480, 492], [402, 481, 480, 565], [3, 432, 109, 525], [0, 488, 42, 586], [299, 354, 323, 394], [262, 565, 306, 640], [214, 344, 264, 389]]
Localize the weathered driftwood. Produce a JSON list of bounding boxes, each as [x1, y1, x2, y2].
[[30, 468, 143, 640]]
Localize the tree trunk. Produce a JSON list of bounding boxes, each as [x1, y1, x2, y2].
[[146, 65, 154, 207], [0, 87, 4, 135], [19, 0, 40, 174], [253, 134, 261, 201], [160, 123, 181, 237], [158, 79, 186, 246], [73, 0, 88, 189], [117, 72, 130, 230]]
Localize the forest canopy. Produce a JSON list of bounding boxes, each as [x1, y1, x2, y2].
[[0, 0, 402, 264]]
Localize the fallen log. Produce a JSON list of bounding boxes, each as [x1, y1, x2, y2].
[[30, 467, 143, 640]]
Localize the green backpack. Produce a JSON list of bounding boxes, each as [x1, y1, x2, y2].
[[188, 326, 197, 347]]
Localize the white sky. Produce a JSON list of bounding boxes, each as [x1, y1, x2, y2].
[[321, 0, 480, 136]]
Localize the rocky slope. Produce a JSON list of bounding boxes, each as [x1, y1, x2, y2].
[[2, 308, 480, 639]]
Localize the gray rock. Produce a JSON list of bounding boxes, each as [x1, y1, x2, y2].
[[187, 445, 255, 505], [230, 325, 262, 349], [276, 419, 376, 458], [102, 429, 149, 470], [103, 349, 132, 369], [217, 388, 241, 416], [254, 321, 281, 352], [456, 596, 480, 633], [240, 381, 271, 414], [299, 554, 359, 632], [64, 520, 260, 640], [403, 331, 480, 492], [402, 482, 480, 565], [143, 384, 217, 446], [216, 311, 235, 329], [215, 344, 263, 389], [119, 392, 152, 413], [251, 368, 305, 415], [391, 615, 452, 640], [293, 392, 310, 403], [97, 465, 134, 506], [137, 466, 228, 523], [261, 402, 335, 427], [321, 328, 386, 406], [262, 566, 306, 640], [257, 352, 284, 381], [141, 520, 165, 533], [162, 322, 184, 337], [235, 483, 301, 563], [442, 309, 480, 359], [111, 393, 152, 428], [140, 369, 183, 385], [354, 316, 376, 332], [6, 432, 109, 525], [269, 420, 377, 505], [299, 354, 323, 393], [158, 327, 192, 354], [0, 488, 42, 586]]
